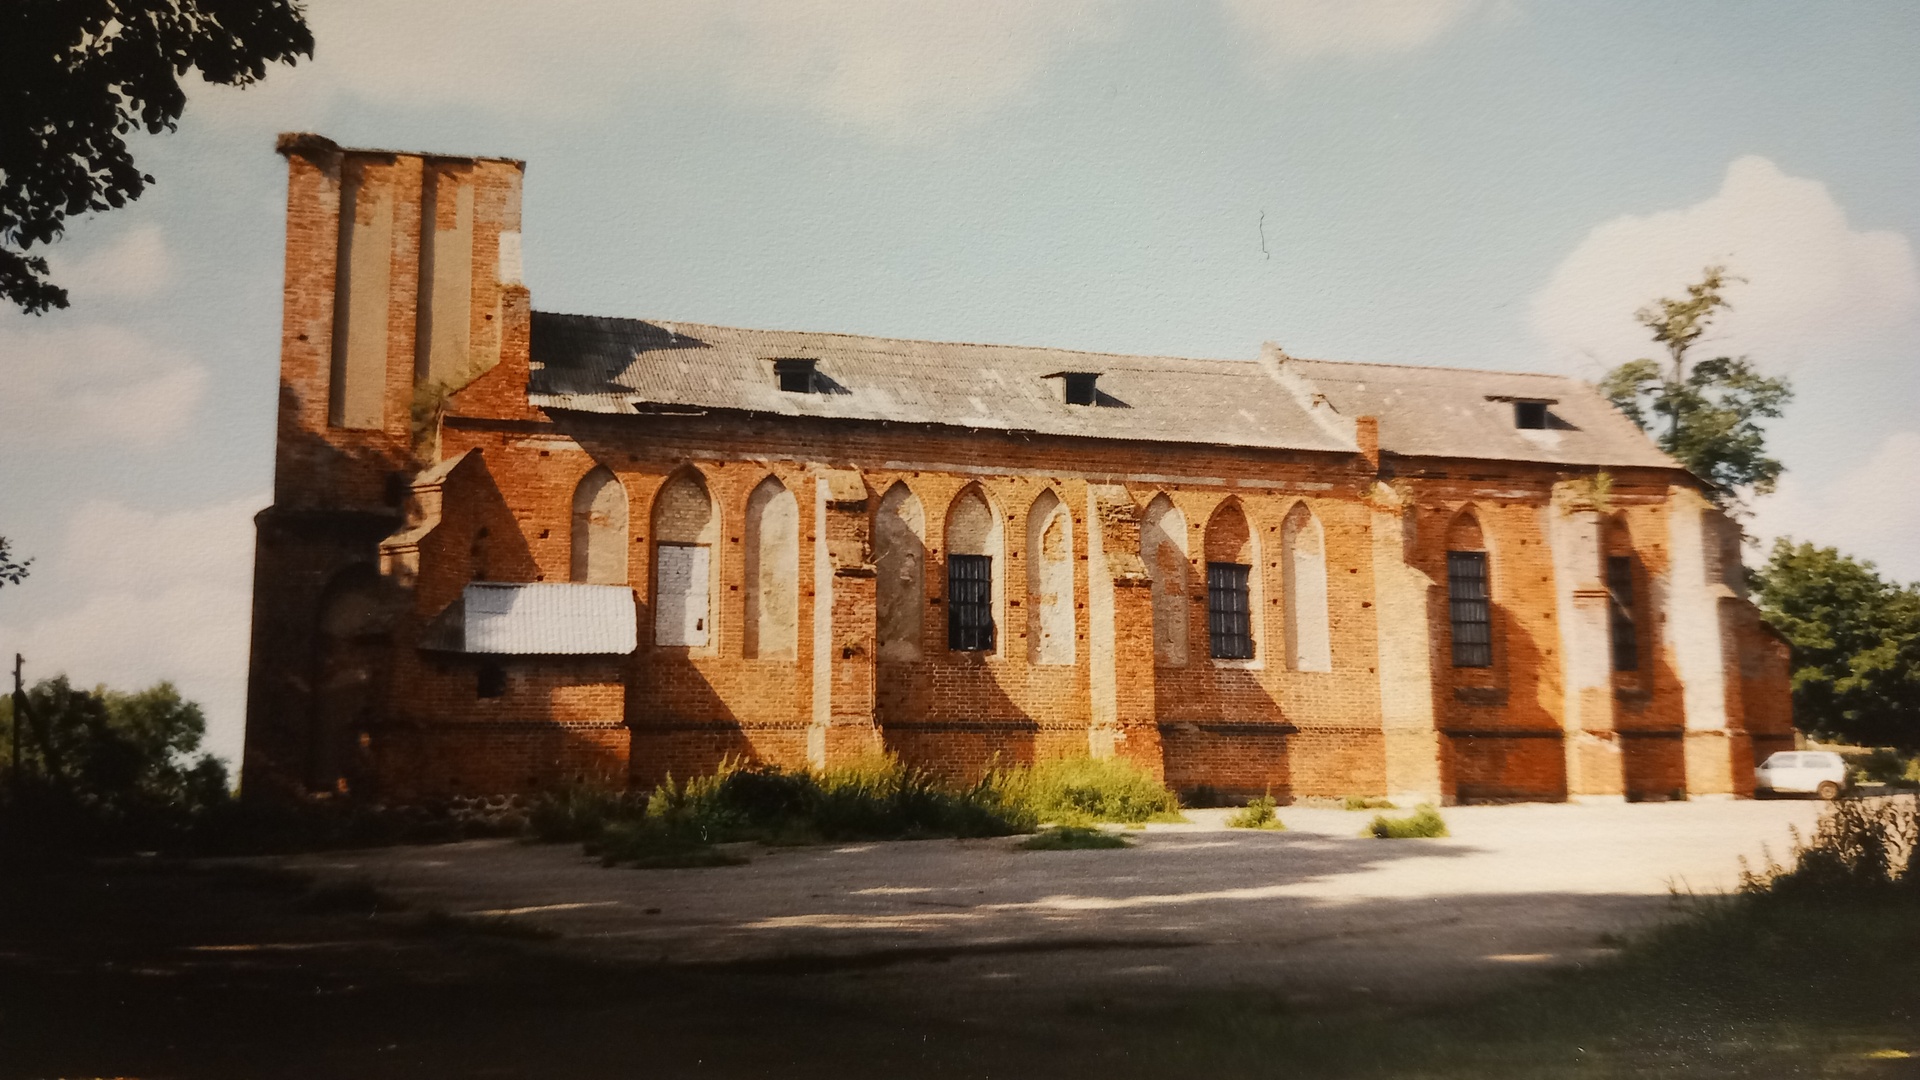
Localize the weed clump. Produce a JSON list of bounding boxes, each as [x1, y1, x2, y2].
[[1002, 756, 1184, 826], [525, 753, 1183, 866], [1365, 803, 1448, 839], [1342, 795, 1397, 811], [1021, 825, 1130, 850], [1741, 796, 1917, 897], [1226, 794, 1285, 830]]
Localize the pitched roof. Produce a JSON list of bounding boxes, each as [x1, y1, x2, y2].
[[527, 312, 1676, 470], [423, 583, 637, 655]]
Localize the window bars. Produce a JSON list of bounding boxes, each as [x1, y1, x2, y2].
[[947, 554, 995, 651], [1207, 561, 1254, 660], [1447, 550, 1492, 668]]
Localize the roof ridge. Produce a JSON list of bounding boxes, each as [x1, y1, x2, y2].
[[532, 308, 1589, 383]]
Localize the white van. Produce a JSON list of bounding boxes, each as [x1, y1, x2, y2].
[[1754, 751, 1849, 799]]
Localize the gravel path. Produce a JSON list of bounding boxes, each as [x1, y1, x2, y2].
[[277, 798, 1826, 1011]]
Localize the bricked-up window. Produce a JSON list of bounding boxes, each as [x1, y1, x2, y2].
[[1607, 555, 1638, 671], [1207, 562, 1254, 660], [948, 554, 995, 651], [1447, 551, 1492, 667]]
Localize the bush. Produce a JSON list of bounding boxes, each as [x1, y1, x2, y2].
[[1226, 794, 1285, 830], [1002, 755, 1182, 826], [1365, 803, 1448, 839], [1342, 795, 1397, 811], [1853, 749, 1920, 789], [524, 786, 645, 843], [1021, 825, 1130, 850], [1741, 796, 1918, 897]]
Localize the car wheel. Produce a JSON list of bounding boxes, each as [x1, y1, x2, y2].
[[1816, 781, 1840, 801]]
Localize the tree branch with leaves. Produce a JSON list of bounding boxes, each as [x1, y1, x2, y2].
[[1600, 266, 1792, 511], [2, 0, 313, 314]]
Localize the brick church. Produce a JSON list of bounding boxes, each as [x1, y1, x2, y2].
[[243, 135, 1793, 805]]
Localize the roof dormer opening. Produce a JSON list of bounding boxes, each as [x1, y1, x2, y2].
[[1514, 400, 1548, 430], [1045, 371, 1102, 406], [773, 358, 819, 394]]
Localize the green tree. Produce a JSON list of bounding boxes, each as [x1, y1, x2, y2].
[[1600, 266, 1793, 510], [2, 0, 313, 314], [2, 676, 229, 808], [1752, 539, 1920, 751]]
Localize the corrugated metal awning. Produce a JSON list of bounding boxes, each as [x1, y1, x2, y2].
[[429, 583, 636, 655]]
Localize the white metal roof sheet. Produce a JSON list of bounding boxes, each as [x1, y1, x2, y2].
[[462, 582, 636, 655]]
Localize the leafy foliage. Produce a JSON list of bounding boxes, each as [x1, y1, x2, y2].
[[1740, 797, 1917, 897], [1226, 794, 1284, 829], [1752, 539, 1920, 751], [2, 676, 230, 853], [1599, 266, 1792, 508], [2, 0, 313, 313], [1364, 803, 1448, 838], [528, 753, 1185, 866], [0, 536, 29, 588]]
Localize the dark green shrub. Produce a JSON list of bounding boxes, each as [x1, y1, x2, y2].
[[1365, 803, 1448, 839], [1227, 794, 1285, 830]]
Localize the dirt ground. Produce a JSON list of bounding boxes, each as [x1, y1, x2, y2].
[[0, 799, 1828, 1079]]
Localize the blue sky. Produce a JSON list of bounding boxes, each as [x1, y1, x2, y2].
[[3, 0, 1917, 764]]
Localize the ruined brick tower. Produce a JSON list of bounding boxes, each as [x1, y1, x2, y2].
[[244, 135, 1794, 804]]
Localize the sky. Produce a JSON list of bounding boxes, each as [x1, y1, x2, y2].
[[3, 0, 1917, 767]]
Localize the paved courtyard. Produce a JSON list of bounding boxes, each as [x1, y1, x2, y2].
[[279, 798, 1826, 1012]]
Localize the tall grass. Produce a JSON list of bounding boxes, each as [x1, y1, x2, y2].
[[1364, 803, 1448, 839], [1741, 795, 1917, 896], [526, 752, 1181, 865], [998, 755, 1183, 826]]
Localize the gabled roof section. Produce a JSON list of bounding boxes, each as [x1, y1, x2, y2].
[[528, 314, 1358, 454], [526, 312, 1675, 469], [1289, 358, 1677, 469]]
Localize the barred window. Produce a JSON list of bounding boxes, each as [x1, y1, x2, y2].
[[947, 554, 995, 652], [1447, 551, 1492, 668], [1607, 554, 1638, 671], [1207, 561, 1254, 660]]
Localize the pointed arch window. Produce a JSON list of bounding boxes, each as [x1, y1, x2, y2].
[[1026, 489, 1074, 665], [652, 469, 716, 648], [1446, 511, 1491, 668], [744, 476, 798, 659], [570, 466, 629, 585], [945, 485, 1002, 653], [1204, 500, 1257, 661], [1139, 494, 1189, 666], [1281, 502, 1331, 672], [874, 483, 927, 662]]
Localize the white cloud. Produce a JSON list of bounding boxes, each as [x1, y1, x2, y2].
[[218, 0, 1121, 138], [46, 223, 173, 303], [1531, 156, 1920, 376], [0, 495, 264, 765], [0, 319, 206, 447], [1219, 0, 1483, 61], [1748, 430, 1920, 585]]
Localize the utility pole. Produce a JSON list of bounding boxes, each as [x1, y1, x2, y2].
[[10, 653, 23, 784]]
